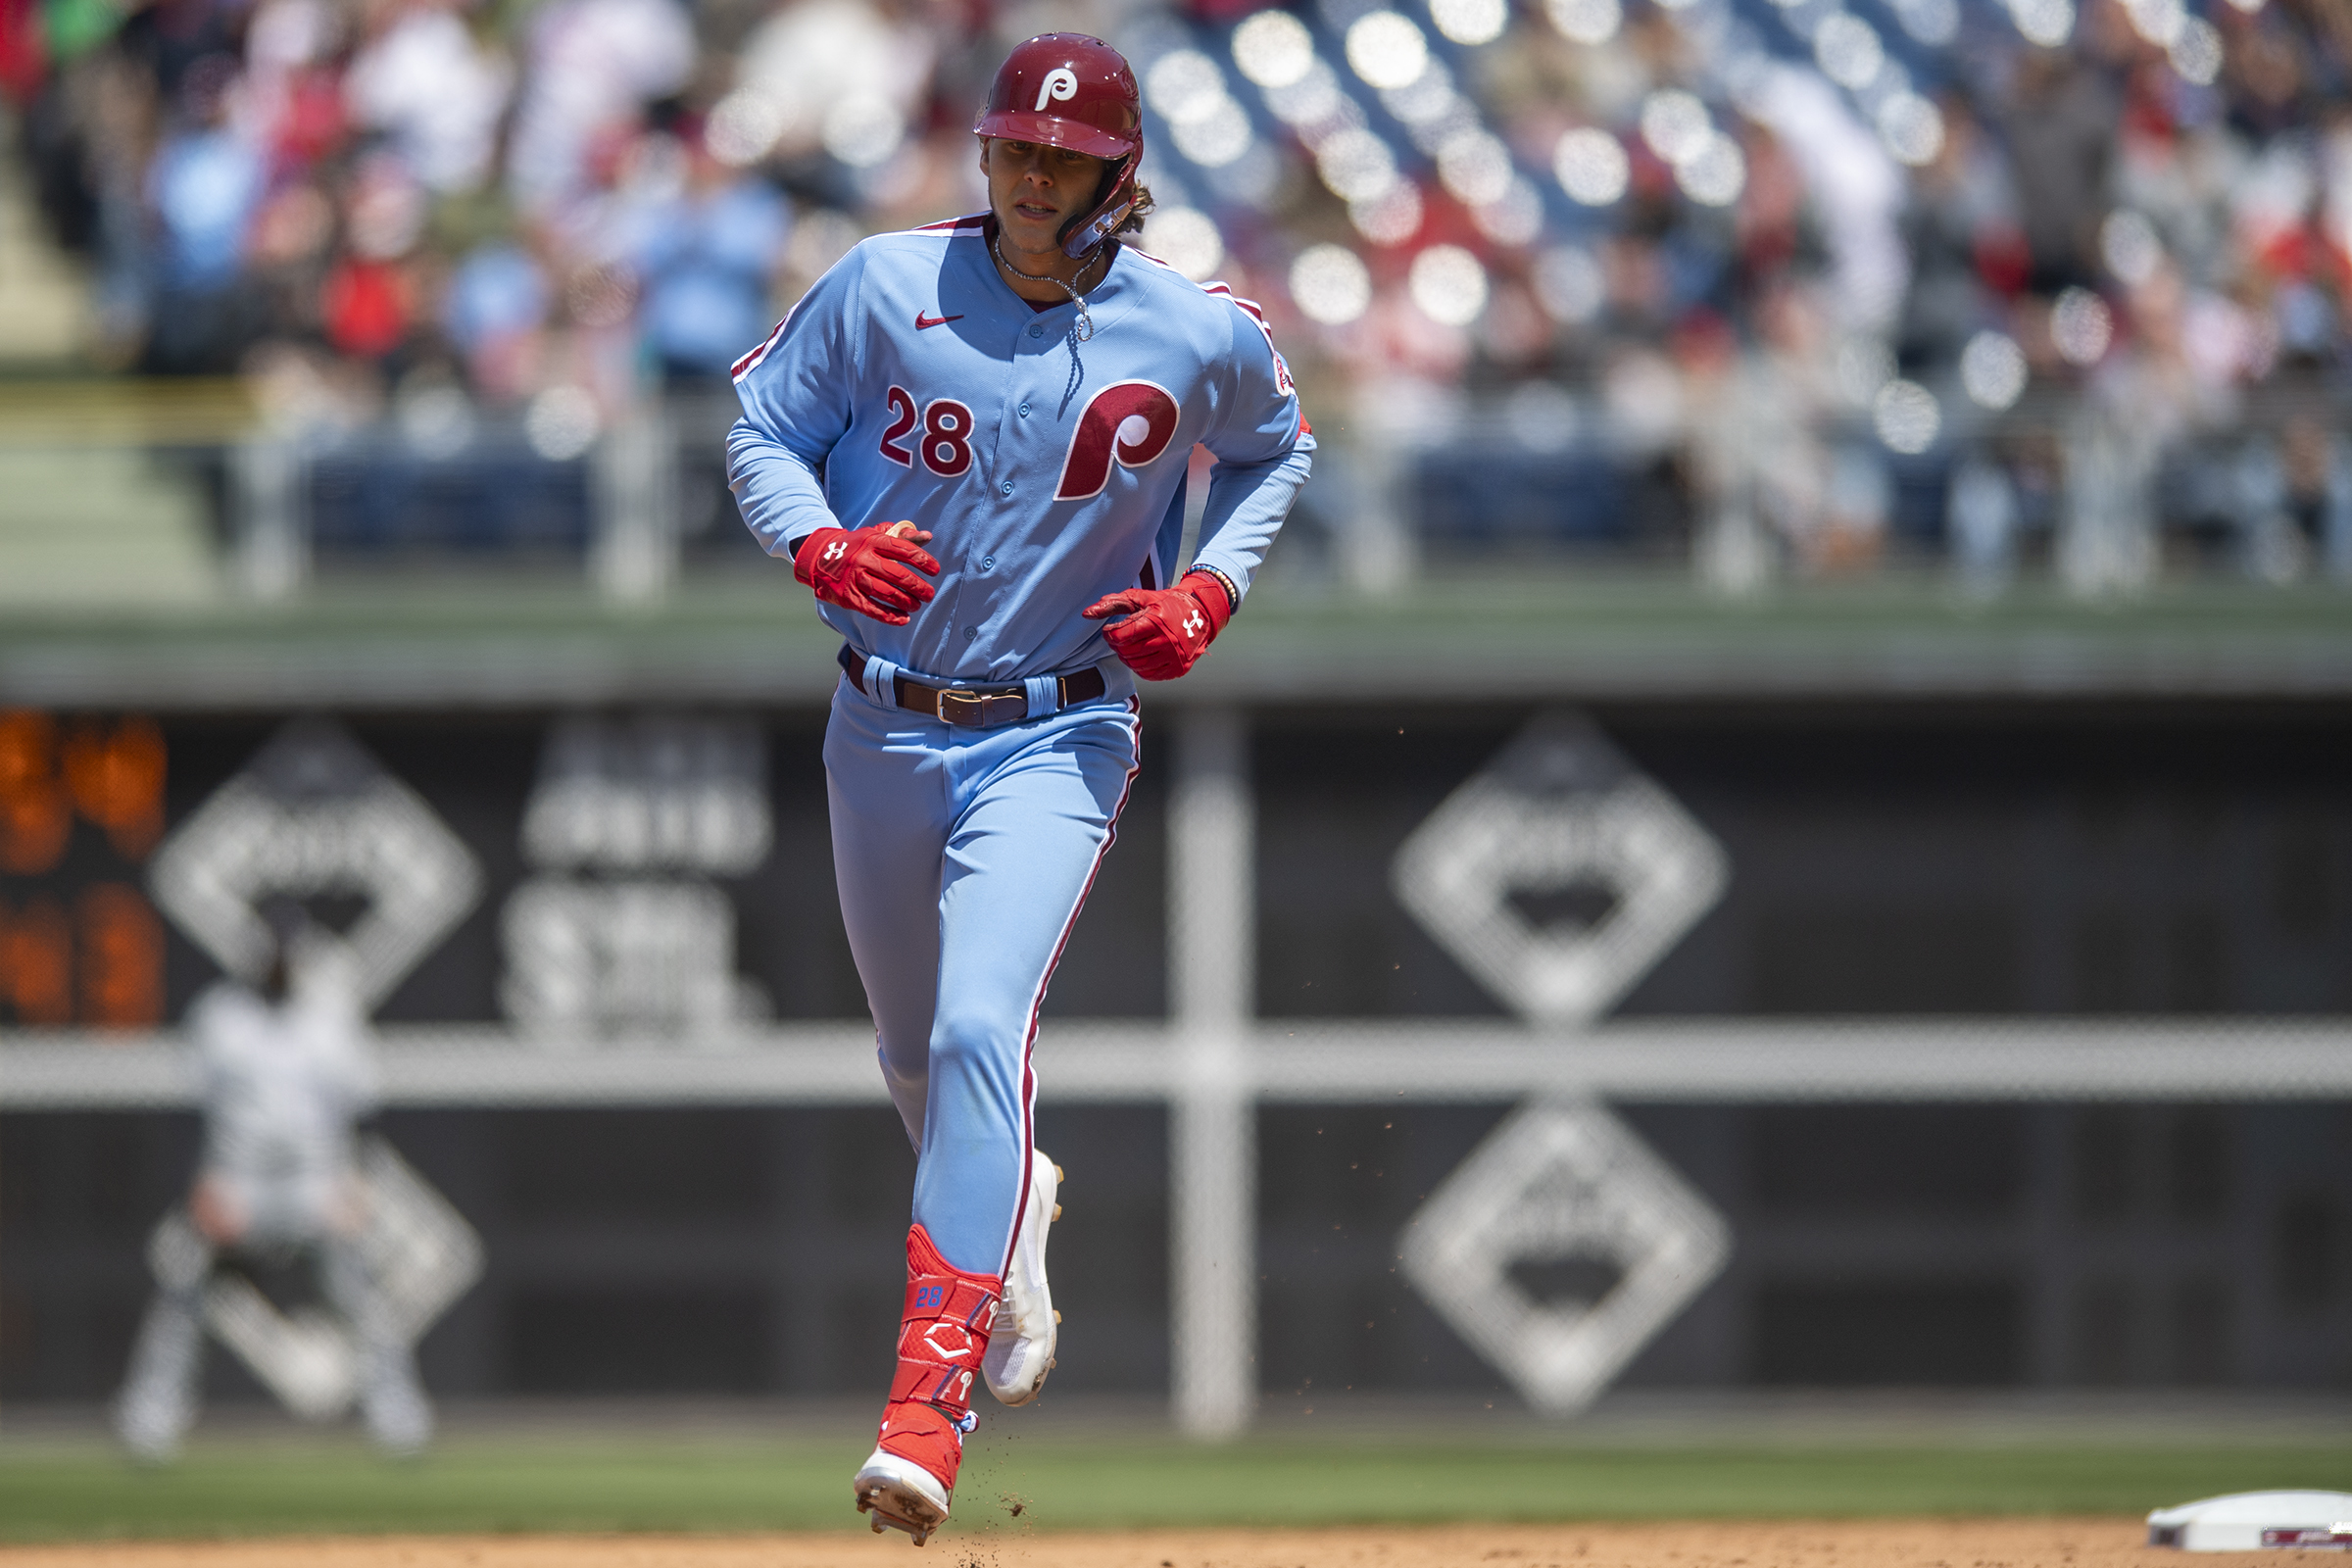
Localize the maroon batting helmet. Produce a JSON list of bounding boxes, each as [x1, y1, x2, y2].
[[975, 33, 1144, 259]]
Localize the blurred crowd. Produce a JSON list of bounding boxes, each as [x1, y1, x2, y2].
[[4, 0, 2351, 576], [3, 0, 1016, 453]]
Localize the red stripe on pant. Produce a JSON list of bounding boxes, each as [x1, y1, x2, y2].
[[999, 695, 1141, 1279]]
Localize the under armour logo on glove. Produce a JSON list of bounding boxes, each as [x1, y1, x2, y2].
[[795, 522, 939, 625], [1082, 570, 1235, 681]]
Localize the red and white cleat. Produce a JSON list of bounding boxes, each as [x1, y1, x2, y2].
[[856, 1223, 1000, 1545], [855, 1438, 954, 1545], [985, 1150, 1062, 1406]]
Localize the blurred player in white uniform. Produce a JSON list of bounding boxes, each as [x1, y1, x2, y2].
[[115, 910, 432, 1460]]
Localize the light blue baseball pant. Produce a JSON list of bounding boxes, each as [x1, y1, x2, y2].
[[824, 673, 1141, 1280]]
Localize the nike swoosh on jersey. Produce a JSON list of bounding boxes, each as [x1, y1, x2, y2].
[[915, 312, 965, 329]]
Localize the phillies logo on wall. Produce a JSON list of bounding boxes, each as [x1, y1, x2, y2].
[[1055, 380, 1180, 500], [1036, 66, 1078, 111]]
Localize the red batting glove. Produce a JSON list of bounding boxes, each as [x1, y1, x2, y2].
[[1081, 570, 1234, 681], [794, 522, 939, 625]]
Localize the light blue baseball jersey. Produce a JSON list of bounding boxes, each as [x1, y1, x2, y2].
[[726, 213, 1313, 683]]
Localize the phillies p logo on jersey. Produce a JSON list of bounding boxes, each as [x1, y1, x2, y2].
[[1055, 380, 1181, 500]]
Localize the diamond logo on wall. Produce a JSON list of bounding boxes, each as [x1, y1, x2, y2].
[[1399, 1099, 1730, 1414], [150, 719, 482, 1006], [1391, 711, 1728, 1025]]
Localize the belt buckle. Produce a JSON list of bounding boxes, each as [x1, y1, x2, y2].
[[934, 687, 1026, 727], [935, 688, 986, 726]]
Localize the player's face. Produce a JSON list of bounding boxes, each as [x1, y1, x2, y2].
[[982, 137, 1110, 267]]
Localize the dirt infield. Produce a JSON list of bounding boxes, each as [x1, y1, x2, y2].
[[0, 1519, 2183, 1567]]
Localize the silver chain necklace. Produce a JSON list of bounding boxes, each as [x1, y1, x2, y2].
[[992, 234, 1106, 342]]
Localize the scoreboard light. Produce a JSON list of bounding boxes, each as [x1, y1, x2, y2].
[[0, 710, 168, 1030]]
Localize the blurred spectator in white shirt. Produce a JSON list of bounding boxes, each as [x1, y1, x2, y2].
[[505, 0, 696, 215], [345, 0, 514, 194], [723, 0, 935, 169]]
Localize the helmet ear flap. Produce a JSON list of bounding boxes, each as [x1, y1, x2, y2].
[[1059, 152, 1140, 259]]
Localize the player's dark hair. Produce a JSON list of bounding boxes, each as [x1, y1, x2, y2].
[[1114, 179, 1154, 237]]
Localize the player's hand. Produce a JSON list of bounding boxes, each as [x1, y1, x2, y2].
[[795, 522, 939, 625], [189, 1175, 247, 1246], [1081, 571, 1234, 681]]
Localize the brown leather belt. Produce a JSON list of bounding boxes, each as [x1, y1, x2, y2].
[[837, 644, 1106, 727]]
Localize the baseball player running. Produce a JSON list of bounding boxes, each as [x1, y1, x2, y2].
[[727, 31, 1312, 1544]]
